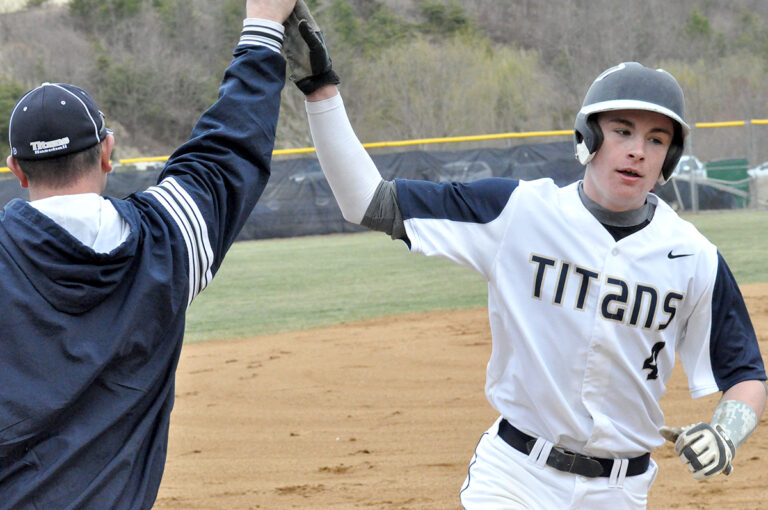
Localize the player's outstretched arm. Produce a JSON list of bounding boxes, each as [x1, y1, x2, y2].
[[282, 0, 382, 225], [660, 379, 767, 480], [304, 91, 383, 225]]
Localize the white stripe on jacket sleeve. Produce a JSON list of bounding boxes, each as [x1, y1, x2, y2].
[[239, 19, 285, 53], [146, 177, 214, 306]]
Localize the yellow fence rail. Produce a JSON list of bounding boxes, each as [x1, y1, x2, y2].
[[117, 128, 574, 164], [693, 121, 747, 128], [3, 120, 768, 174]]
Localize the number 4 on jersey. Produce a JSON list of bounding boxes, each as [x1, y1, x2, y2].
[[643, 342, 666, 380]]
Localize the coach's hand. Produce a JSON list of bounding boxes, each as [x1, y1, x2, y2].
[[247, 0, 297, 23], [283, 0, 340, 94], [660, 423, 735, 480]]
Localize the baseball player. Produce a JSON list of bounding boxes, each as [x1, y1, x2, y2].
[[281, 4, 767, 509], [0, 1, 296, 508]]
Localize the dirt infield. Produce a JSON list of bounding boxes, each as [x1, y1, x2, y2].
[[156, 282, 768, 509]]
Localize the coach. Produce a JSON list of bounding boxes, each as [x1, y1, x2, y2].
[[0, 1, 295, 508]]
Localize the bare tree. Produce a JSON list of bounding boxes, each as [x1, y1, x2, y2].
[[0, 7, 93, 88], [5, 0, 768, 163], [344, 35, 559, 142]]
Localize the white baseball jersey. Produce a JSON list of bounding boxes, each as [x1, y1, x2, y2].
[[396, 177, 765, 458]]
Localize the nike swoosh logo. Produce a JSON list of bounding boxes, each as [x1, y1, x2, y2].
[[667, 250, 694, 259]]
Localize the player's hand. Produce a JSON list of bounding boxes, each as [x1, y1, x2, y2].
[[247, 0, 297, 23], [283, 0, 341, 94], [660, 423, 735, 480]]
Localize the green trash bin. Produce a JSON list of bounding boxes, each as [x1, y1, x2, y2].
[[703, 158, 750, 207]]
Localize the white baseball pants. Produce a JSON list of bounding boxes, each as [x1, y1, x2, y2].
[[460, 417, 658, 510]]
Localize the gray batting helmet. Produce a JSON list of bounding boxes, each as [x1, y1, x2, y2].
[[574, 62, 690, 184]]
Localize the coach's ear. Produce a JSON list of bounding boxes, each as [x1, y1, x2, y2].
[[7, 156, 29, 189], [100, 133, 115, 174]]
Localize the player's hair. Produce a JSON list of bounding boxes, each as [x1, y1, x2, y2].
[[16, 143, 103, 188]]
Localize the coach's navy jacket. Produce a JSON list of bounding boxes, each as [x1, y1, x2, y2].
[[0, 43, 284, 508]]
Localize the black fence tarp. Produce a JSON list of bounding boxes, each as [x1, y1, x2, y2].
[[0, 141, 736, 241]]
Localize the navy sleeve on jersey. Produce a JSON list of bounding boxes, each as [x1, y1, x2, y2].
[[709, 252, 766, 390], [395, 177, 520, 224], [393, 178, 520, 272]]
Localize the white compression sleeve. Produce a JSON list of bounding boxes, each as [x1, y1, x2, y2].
[[305, 93, 383, 225]]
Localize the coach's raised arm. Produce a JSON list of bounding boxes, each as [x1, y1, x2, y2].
[[0, 1, 296, 508]]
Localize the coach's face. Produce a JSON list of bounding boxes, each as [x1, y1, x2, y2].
[[584, 109, 674, 212]]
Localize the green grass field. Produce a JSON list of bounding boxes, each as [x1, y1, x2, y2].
[[679, 210, 767, 284], [185, 209, 767, 343]]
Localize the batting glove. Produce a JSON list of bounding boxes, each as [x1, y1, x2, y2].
[[660, 423, 735, 480], [283, 0, 340, 94]]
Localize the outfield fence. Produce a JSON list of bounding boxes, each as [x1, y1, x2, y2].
[[4, 119, 768, 169], [2, 120, 767, 211]]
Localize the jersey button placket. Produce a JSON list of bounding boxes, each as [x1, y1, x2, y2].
[[580, 248, 616, 448]]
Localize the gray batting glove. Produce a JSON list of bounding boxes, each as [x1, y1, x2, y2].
[[660, 423, 735, 480], [283, 0, 340, 94]]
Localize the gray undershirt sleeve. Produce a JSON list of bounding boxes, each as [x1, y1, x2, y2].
[[361, 180, 406, 240]]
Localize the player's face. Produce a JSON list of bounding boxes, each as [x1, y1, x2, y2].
[[583, 110, 674, 212]]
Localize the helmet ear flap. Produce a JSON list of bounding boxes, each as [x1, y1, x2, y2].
[[574, 113, 603, 165], [658, 126, 685, 185]]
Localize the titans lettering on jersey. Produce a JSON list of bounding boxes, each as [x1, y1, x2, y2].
[[528, 253, 684, 332], [395, 177, 765, 458]]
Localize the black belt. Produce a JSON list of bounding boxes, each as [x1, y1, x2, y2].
[[498, 419, 650, 478]]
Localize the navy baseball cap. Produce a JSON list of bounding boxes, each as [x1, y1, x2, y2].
[[8, 83, 109, 161]]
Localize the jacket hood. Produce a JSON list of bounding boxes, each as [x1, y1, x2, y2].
[[0, 199, 139, 314]]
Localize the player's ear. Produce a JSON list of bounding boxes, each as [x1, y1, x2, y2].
[[7, 156, 29, 189]]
